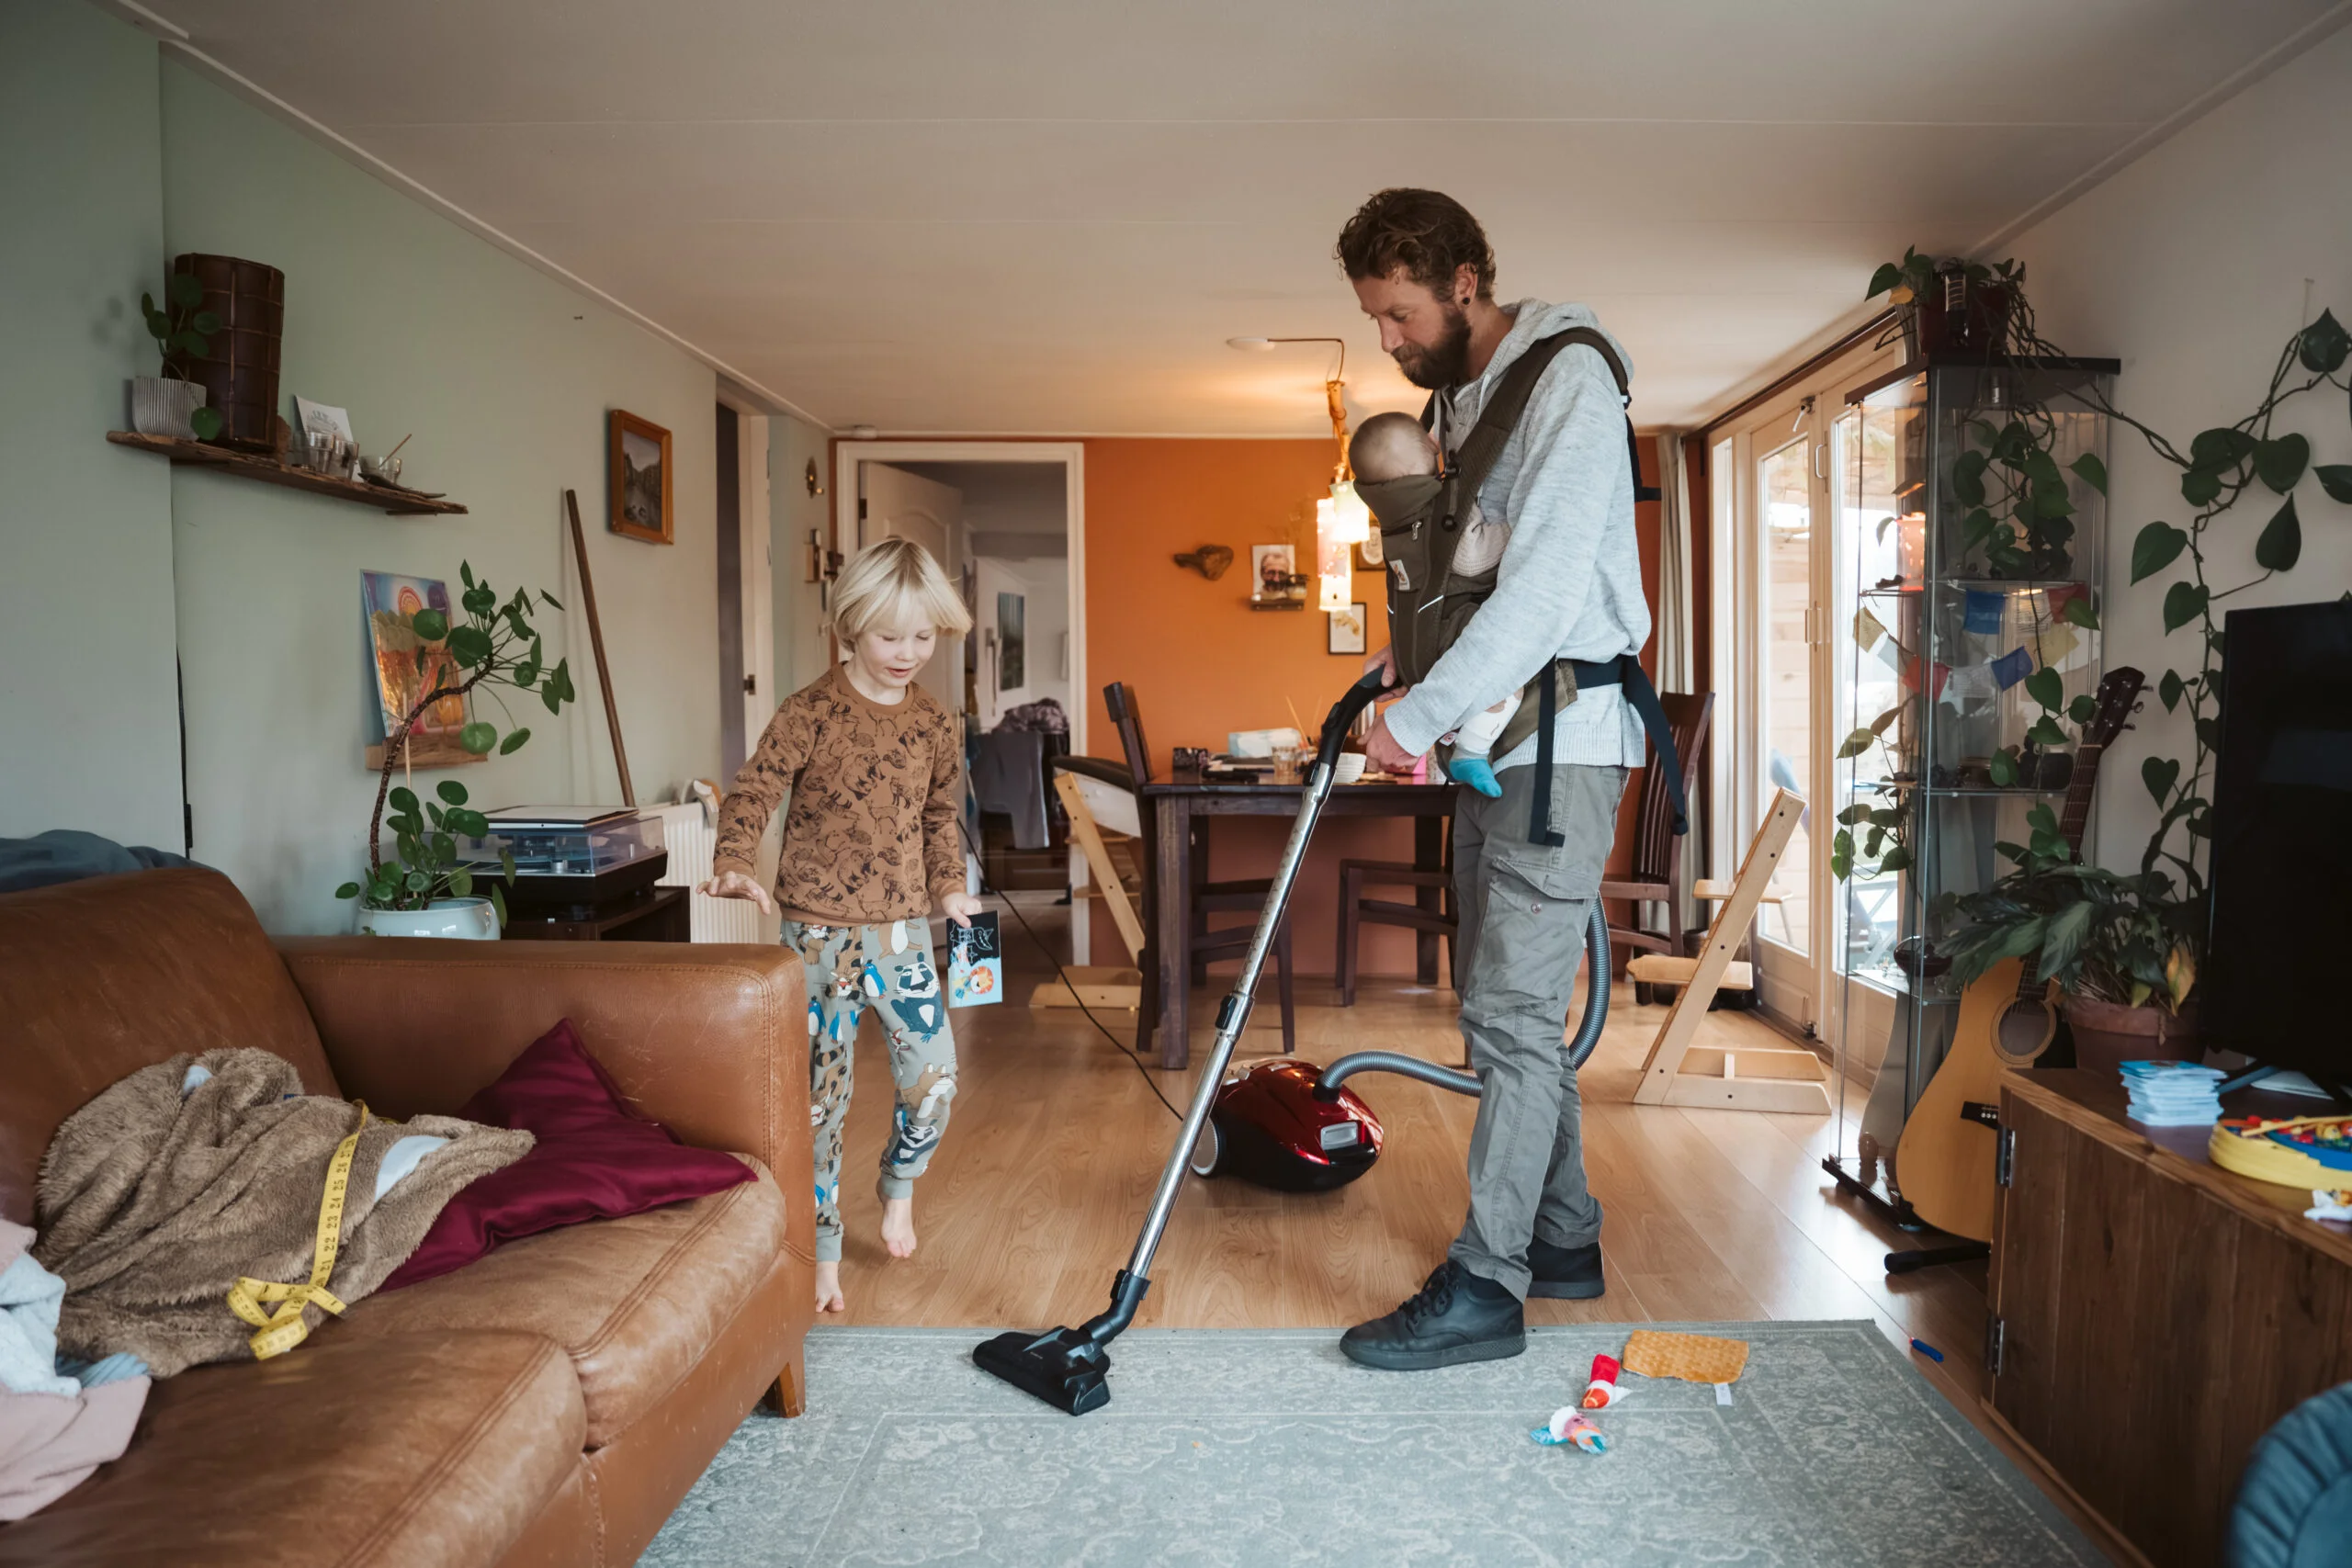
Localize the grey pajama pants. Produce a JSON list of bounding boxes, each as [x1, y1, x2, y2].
[[1445, 761, 1629, 1300]]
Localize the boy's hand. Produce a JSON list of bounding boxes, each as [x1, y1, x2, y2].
[[699, 870, 775, 915], [938, 891, 984, 929]]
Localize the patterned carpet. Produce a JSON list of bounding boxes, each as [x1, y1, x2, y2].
[[642, 1322, 2102, 1567]]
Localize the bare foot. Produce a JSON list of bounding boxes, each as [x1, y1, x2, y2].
[[814, 1261, 845, 1314], [880, 1196, 917, 1259]]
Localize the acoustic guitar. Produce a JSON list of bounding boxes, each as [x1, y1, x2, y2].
[[1893, 667, 2145, 1244]]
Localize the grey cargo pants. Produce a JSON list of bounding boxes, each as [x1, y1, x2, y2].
[[1446, 761, 1628, 1299]]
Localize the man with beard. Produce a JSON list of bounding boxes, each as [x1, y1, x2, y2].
[[1337, 187, 1653, 1370]]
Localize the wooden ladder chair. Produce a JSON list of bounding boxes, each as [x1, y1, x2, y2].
[[1628, 788, 1829, 1113]]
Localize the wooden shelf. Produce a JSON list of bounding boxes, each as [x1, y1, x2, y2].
[[107, 431, 468, 516]]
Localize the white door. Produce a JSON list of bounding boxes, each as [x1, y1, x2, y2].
[[736, 415, 774, 747], [858, 462, 964, 716]]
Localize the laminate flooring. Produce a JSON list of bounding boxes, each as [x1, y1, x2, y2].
[[820, 894, 2122, 1560]]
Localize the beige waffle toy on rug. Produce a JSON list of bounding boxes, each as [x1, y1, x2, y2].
[[1620, 1330, 1749, 1386]]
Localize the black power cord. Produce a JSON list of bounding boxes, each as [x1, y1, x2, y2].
[[956, 818, 1184, 1122]]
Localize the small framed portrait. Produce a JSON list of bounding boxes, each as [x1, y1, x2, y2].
[[608, 410, 673, 545], [1352, 532, 1385, 571], [1250, 543, 1304, 606], [1328, 601, 1368, 656]]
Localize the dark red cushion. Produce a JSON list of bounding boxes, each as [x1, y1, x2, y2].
[[380, 1018, 755, 1290]]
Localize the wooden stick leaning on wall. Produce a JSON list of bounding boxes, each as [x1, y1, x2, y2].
[[563, 488, 636, 807]]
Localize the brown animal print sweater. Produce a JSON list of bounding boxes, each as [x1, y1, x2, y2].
[[711, 665, 965, 925]]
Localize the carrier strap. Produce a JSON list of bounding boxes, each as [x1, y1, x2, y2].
[[1423, 327, 1659, 510]]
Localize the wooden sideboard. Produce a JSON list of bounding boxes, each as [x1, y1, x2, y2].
[[1988, 1069, 2352, 1568]]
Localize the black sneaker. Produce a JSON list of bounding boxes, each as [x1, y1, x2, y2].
[[1340, 1260, 1525, 1371], [1528, 1235, 1606, 1301]]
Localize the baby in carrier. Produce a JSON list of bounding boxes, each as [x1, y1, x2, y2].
[[1350, 412, 1515, 796]]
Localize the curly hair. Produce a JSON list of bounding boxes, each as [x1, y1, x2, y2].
[[1335, 188, 1496, 301]]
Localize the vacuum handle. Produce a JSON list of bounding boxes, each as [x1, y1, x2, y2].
[[1317, 667, 1392, 771]]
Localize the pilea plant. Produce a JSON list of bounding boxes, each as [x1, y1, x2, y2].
[[141, 272, 224, 440], [336, 562, 579, 924]]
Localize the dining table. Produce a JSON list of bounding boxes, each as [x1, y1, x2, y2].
[[1135, 764, 1456, 1069]]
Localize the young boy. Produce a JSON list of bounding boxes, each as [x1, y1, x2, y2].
[[702, 537, 981, 1314], [1350, 411, 1515, 796]]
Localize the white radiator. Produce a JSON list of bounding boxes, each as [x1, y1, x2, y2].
[[650, 801, 763, 943]]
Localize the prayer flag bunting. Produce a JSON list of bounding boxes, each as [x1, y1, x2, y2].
[[1991, 646, 2033, 689], [1963, 590, 2007, 637]]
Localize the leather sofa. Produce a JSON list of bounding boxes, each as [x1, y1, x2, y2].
[[0, 868, 813, 1566]]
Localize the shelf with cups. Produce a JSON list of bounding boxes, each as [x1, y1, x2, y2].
[[105, 431, 468, 517]]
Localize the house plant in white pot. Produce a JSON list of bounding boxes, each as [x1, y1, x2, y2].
[[337, 563, 578, 937], [130, 272, 222, 441]]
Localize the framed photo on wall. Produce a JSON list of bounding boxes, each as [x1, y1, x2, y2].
[[1328, 601, 1367, 656], [608, 410, 673, 545]]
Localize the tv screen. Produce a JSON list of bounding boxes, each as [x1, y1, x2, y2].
[[2203, 600, 2352, 1079]]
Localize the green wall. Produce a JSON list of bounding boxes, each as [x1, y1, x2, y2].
[[0, 0, 183, 850], [769, 412, 834, 701]]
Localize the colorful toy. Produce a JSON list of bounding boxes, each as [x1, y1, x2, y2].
[[2211, 1113, 2352, 1189], [1582, 1351, 1625, 1409], [1532, 1409, 1607, 1453]]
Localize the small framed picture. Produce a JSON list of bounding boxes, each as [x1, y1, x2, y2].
[[1328, 602, 1367, 656], [608, 410, 673, 545], [1353, 532, 1385, 570]]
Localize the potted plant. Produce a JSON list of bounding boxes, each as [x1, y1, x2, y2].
[[336, 562, 578, 936], [130, 272, 223, 442], [1937, 809, 2199, 1077]]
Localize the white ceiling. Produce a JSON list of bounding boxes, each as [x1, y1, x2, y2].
[[147, 0, 2349, 434]]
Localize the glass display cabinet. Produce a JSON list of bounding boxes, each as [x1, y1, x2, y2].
[[1824, 353, 2118, 1262]]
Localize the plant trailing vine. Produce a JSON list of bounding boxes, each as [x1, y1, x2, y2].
[[335, 562, 579, 924], [141, 272, 224, 441]]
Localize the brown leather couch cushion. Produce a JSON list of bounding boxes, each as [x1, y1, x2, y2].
[[0, 870, 337, 1227], [327, 1164, 788, 1448], [0, 1331, 582, 1568]]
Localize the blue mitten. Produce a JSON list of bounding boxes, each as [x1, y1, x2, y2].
[[1447, 756, 1503, 798]]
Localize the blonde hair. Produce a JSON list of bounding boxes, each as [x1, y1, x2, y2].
[[830, 536, 973, 643]]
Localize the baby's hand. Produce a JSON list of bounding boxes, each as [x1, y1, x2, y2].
[[699, 870, 775, 915], [939, 891, 985, 929]]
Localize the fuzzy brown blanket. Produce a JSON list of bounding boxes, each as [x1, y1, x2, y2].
[[33, 1049, 532, 1376]]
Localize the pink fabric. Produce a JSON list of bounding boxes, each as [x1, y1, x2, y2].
[[380, 1020, 754, 1291], [0, 1221, 146, 1519]]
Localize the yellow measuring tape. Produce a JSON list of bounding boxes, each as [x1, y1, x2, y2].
[[226, 1103, 368, 1360]]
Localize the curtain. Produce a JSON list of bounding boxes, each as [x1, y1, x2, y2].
[[1654, 432, 1697, 695]]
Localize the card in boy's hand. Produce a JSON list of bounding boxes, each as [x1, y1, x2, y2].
[[946, 910, 1002, 1007]]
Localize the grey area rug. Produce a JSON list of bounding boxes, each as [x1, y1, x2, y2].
[[643, 1323, 2102, 1568]]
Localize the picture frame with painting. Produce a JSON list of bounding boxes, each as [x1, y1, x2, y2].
[[1327, 601, 1367, 656], [1250, 543, 1306, 608], [608, 409, 673, 545]]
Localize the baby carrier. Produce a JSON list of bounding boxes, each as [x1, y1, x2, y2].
[[1354, 328, 1686, 845]]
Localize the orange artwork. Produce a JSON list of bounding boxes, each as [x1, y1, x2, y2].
[[362, 571, 468, 742]]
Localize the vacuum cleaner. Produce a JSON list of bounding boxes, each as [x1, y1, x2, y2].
[[974, 670, 1610, 1415]]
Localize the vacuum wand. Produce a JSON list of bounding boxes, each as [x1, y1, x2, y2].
[[973, 669, 1390, 1414]]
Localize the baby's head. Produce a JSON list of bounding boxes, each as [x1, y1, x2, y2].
[[1350, 412, 1440, 483]]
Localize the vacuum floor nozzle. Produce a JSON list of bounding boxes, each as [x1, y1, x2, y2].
[[973, 1327, 1113, 1416]]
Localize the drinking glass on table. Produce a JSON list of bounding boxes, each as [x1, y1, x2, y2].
[[1271, 742, 1302, 784]]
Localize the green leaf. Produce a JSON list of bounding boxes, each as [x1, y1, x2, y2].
[[169, 329, 208, 357], [2317, 466, 2352, 505], [2033, 485, 2075, 519], [190, 310, 221, 335], [2255, 495, 2301, 571], [2143, 755, 2180, 806], [2158, 669, 2184, 712], [458, 720, 497, 754], [2068, 452, 2108, 496], [463, 583, 496, 617], [1867, 263, 1905, 299], [491, 884, 508, 930], [2038, 899, 2094, 982], [1831, 852, 1853, 881], [1837, 803, 1874, 826], [410, 607, 448, 642], [2024, 666, 2064, 711], [425, 801, 445, 829], [498, 727, 531, 755], [435, 779, 469, 806], [2068, 694, 2096, 724], [2254, 434, 2309, 494], [460, 562, 476, 590], [539, 591, 564, 612], [2196, 716, 2222, 750], [335, 881, 361, 899], [2301, 308, 2350, 374], [168, 272, 204, 309], [2163, 580, 2210, 633], [2062, 593, 2098, 630], [2027, 716, 2070, 748], [2189, 427, 2256, 470], [1951, 450, 1988, 508], [1880, 846, 1914, 873], [2181, 468, 2222, 507], [445, 808, 490, 839], [449, 867, 473, 898], [1864, 827, 1884, 857], [1833, 828, 1854, 857], [189, 406, 223, 440], [447, 626, 493, 667], [1837, 727, 1876, 760], [1988, 749, 2018, 786], [389, 785, 419, 811], [405, 870, 432, 893]]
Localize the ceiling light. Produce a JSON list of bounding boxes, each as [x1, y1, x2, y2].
[[1227, 336, 1274, 351]]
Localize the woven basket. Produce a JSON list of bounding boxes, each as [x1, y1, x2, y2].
[[164, 254, 284, 452]]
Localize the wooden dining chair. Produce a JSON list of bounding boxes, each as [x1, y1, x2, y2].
[[1098, 684, 1296, 1053], [1597, 691, 1713, 997], [1335, 829, 1454, 1008]]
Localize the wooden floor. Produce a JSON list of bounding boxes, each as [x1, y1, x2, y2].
[[825, 894, 2122, 1560]]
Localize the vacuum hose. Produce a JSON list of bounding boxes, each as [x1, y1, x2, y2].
[[1315, 898, 1611, 1099]]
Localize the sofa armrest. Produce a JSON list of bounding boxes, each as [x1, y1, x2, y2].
[[278, 938, 806, 1186]]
